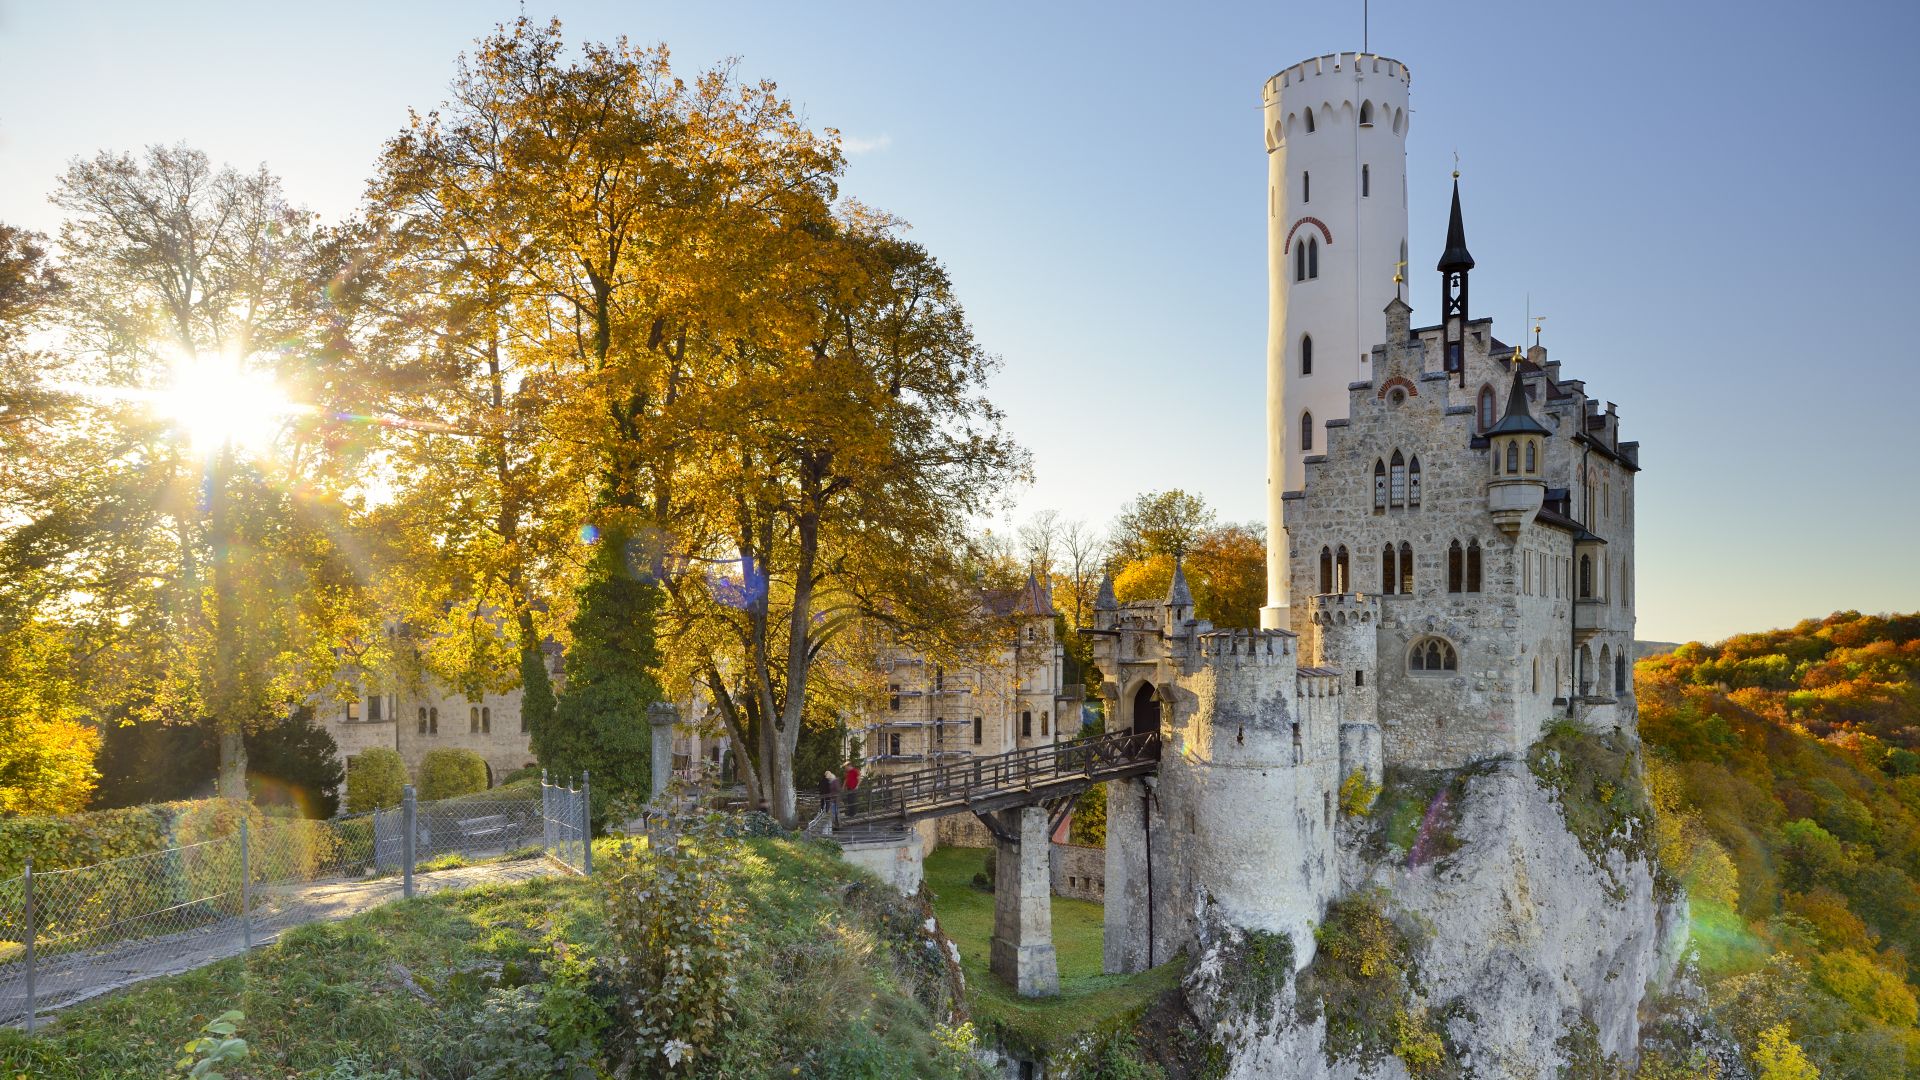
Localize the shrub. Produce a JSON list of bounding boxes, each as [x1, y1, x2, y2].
[[344, 749, 407, 813], [599, 811, 745, 1074], [1339, 770, 1381, 818], [417, 748, 490, 801], [499, 765, 542, 787]]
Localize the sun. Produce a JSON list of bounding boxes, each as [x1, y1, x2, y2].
[[157, 350, 297, 456]]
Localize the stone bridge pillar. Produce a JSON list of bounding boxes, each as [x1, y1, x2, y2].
[[989, 805, 1060, 997], [648, 702, 677, 802]]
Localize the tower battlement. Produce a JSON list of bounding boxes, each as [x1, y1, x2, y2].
[[1307, 592, 1381, 627], [1194, 627, 1296, 666], [1265, 52, 1410, 95]]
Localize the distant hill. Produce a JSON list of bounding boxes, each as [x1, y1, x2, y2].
[[1638, 610, 1920, 1075], [1634, 639, 1682, 661]]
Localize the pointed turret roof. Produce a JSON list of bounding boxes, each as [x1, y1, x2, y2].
[[1167, 556, 1193, 608], [1094, 571, 1118, 611], [1436, 178, 1475, 273], [1016, 572, 1054, 617], [1486, 372, 1551, 437]]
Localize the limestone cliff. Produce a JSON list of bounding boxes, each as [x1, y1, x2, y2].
[[1147, 731, 1690, 1079]]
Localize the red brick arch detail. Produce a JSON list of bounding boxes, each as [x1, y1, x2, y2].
[[1285, 216, 1333, 252], [1377, 375, 1418, 400]]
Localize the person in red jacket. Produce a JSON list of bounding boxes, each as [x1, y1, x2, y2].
[[841, 761, 861, 817]]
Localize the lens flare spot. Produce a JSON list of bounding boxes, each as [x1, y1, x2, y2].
[[578, 524, 600, 544]]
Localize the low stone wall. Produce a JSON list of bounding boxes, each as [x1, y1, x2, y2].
[[839, 832, 926, 896], [1050, 841, 1105, 901]]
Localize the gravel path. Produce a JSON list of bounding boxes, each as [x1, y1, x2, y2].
[[0, 856, 564, 1028]]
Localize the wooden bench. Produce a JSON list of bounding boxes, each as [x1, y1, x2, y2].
[[454, 814, 515, 844]]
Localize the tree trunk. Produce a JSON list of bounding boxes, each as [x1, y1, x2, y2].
[[769, 505, 821, 828], [209, 440, 248, 802]]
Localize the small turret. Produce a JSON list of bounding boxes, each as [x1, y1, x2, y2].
[[1438, 178, 1474, 382], [1166, 555, 1194, 633], [1486, 369, 1549, 536]]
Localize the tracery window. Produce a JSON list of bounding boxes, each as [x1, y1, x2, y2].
[[1505, 441, 1520, 473], [1373, 459, 1387, 511], [1408, 456, 1422, 507], [1390, 450, 1406, 507], [1408, 637, 1458, 674], [1477, 385, 1496, 433], [1525, 440, 1537, 473]]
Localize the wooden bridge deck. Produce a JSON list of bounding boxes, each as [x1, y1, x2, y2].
[[840, 729, 1161, 828]]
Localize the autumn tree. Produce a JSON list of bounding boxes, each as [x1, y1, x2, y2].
[[1108, 488, 1215, 563]]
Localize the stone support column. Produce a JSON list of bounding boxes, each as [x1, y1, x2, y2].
[[648, 702, 677, 802], [989, 805, 1060, 996]]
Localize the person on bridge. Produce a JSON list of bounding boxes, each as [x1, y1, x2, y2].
[[821, 770, 841, 825], [842, 761, 861, 817]]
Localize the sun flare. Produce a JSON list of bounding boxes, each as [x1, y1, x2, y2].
[[157, 351, 296, 456]]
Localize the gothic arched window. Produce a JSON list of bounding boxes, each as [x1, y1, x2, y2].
[[429, 707, 438, 734], [1359, 101, 1374, 127], [1616, 655, 1628, 695], [1301, 411, 1314, 451], [1319, 546, 1334, 595], [1408, 456, 1422, 507], [1301, 334, 1313, 375], [1399, 542, 1414, 593], [1505, 441, 1520, 473], [1304, 107, 1316, 133], [1466, 540, 1483, 593], [1296, 239, 1306, 282], [1579, 555, 1594, 599], [417, 707, 428, 735], [1381, 544, 1397, 594], [1525, 440, 1537, 473], [1335, 545, 1350, 592], [1308, 237, 1319, 279], [1389, 450, 1406, 507], [482, 706, 491, 733], [470, 706, 480, 733], [1448, 541, 1464, 593], [1478, 385, 1497, 432], [1408, 637, 1458, 674], [1373, 459, 1387, 511]]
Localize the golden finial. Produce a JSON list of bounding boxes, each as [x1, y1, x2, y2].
[[1532, 316, 1547, 346]]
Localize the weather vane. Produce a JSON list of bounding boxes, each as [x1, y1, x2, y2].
[[1533, 315, 1547, 346], [1393, 258, 1407, 301]]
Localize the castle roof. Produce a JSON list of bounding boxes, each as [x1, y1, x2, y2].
[[1094, 571, 1118, 611], [1167, 558, 1194, 608], [984, 572, 1055, 617], [1486, 372, 1551, 437], [1437, 178, 1475, 273]]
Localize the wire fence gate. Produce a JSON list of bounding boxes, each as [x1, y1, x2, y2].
[[0, 773, 591, 1031]]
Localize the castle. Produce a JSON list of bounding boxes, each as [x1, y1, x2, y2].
[[1087, 51, 1640, 973]]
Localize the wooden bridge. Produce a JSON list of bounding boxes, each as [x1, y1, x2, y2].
[[840, 729, 1161, 835]]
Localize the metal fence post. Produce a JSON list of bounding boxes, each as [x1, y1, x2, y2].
[[240, 818, 253, 951], [402, 784, 417, 899], [22, 856, 34, 1034], [581, 770, 592, 877], [542, 769, 554, 855]]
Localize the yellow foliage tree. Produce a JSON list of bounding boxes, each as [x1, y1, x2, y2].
[[1751, 1023, 1819, 1080]]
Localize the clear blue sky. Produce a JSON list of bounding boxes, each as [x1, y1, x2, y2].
[[3, 0, 1915, 644]]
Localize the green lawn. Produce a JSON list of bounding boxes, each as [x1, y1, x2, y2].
[[921, 845, 1180, 1058]]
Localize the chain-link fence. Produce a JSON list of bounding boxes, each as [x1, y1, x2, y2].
[[0, 775, 591, 1030]]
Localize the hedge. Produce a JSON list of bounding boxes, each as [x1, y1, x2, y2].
[[344, 748, 408, 813], [0, 798, 257, 879], [416, 748, 489, 801]]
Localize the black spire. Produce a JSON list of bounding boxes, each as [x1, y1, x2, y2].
[[1437, 178, 1475, 272], [1486, 372, 1550, 437]]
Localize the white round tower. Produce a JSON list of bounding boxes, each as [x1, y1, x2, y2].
[[1260, 53, 1411, 630]]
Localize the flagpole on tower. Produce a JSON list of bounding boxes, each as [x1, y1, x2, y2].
[[1364, 0, 1369, 53]]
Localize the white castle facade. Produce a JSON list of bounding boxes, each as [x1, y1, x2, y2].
[[1090, 51, 1640, 973]]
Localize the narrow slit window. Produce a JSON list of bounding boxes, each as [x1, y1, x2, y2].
[[1320, 546, 1334, 594], [1303, 170, 1311, 202], [1362, 163, 1371, 196], [1301, 411, 1314, 451], [1448, 541, 1464, 593], [1301, 334, 1313, 375], [1336, 546, 1350, 592], [1467, 541, 1482, 592], [1382, 544, 1397, 594], [1399, 542, 1414, 593]]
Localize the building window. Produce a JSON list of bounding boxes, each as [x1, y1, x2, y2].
[[1319, 547, 1334, 595], [1355, 670, 1365, 688], [429, 707, 439, 735], [1408, 637, 1458, 673], [888, 684, 900, 711], [346, 700, 361, 722], [1389, 450, 1406, 507], [1303, 170, 1311, 203], [418, 707, 428, 735], [1021, 711, 1033, 737], [1296, 240, 1307, 282], [1408, 456, 1421, 507], [1362, 163, 1371, 196], [1399, 542, 1414, 594], [1308, 237, 1318, 278], [1448, 541, 1464, 593], [973, 716, 983, 745], [1301, 411, 1314, 451], [1525, 440, 1537, 473], [1580, 555, 1593, 599], [1304, 107, 1315, 133], [1336, 545, 1350, 592], [470, 706, 480, 733], [1301, 334, 1313, 375], [1041, 711, 1049, 736], [1478, 385, 1496, 432], [1359, 101, 1373, 127], [1616, 655, 1628, 695], [888, 732, 902, 757], [1381, 544, 1397, 594], [1373, 459, 1387, 511], [1466, 540, 1482, 593], [482, 706, 491, 734], [1505, 441, 1520, 473], [367, 696, 383, 722]]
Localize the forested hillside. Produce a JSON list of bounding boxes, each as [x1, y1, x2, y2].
[[1640, 611, 1920, 1075]]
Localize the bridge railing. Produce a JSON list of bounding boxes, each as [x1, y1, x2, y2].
[[843, 729, 1161, 824]]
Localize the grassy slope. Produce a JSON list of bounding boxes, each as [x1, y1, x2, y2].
[[922, 845, 1179, 1057], [0, 838, 968, 1079]]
